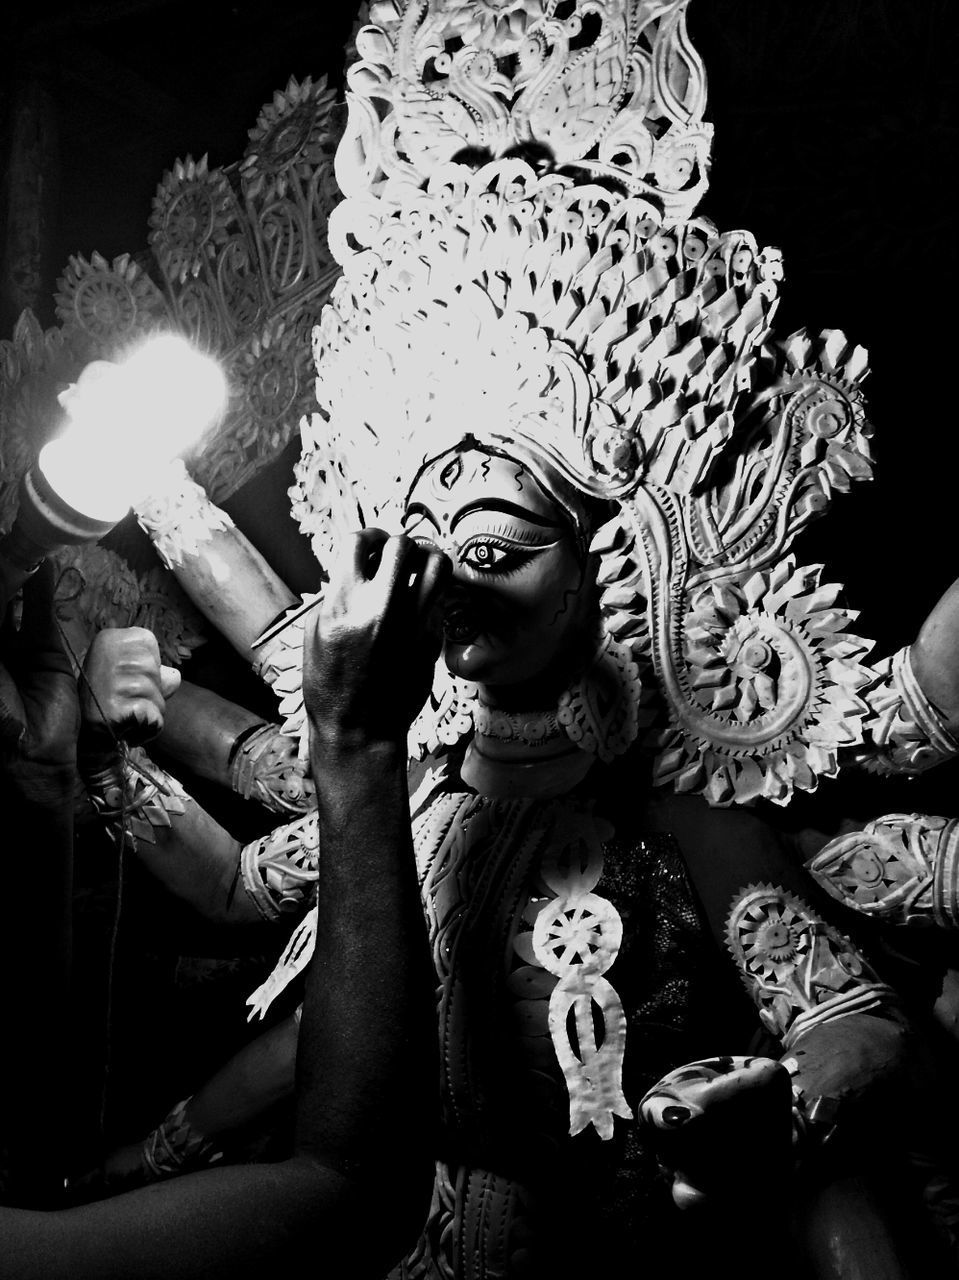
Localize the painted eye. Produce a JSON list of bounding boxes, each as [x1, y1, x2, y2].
[[460, 538, 537, 574], [461, 540, 511, 571]]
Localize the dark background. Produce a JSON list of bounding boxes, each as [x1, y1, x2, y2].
[[2, 0, 958, 1189]]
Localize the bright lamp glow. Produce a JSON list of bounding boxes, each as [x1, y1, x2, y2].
[[37, 335, 228, 521]]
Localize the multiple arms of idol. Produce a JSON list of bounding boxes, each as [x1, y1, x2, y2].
[[78, 465, 319, 928], [79, 468, 959, 1236], [83, 464, 959, 933]]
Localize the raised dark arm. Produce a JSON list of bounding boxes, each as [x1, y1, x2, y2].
[[0, 531, 446, 1278]]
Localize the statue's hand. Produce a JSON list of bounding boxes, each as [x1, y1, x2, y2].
[[639, 1055, 795, 1210], [303, 529, 450, 751], [0, 562, 79, 803], [80, 626, 181, 749]]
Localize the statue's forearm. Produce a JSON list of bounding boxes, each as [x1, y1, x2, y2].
[[134, 462, 297, 663], [79, 745, 258, 926], [157, 679, 314, 817], [725, 883, 908, 1148]]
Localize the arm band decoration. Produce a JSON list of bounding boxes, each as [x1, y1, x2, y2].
[[250, 592, 323, 758], [858, 646, 959, 776], [82, 745, 188, 848], [807, 813, 959, 929], [140, 1097, 222, 1180], [725, 883, 897, 1049], [134, 460, 235, 571], [230, 722, 315, 816], [239, 810, 319, 922]]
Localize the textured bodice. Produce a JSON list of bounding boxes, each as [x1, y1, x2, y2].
[[394, 768, 756, 1278]]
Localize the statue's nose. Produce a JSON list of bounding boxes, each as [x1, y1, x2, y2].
[[437, 576, 472, 607]]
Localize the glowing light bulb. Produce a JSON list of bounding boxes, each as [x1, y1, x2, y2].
[[37, 334, 227, 521]]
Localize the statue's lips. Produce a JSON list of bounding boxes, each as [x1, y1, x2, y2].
[[442, 602, 483, 645]]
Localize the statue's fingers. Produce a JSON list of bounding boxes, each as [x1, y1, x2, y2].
[[159, 665, 181, 699], [117, 700, 165, 744]]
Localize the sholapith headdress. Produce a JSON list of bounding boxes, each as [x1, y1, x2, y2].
[[289, 0, 877, 806]]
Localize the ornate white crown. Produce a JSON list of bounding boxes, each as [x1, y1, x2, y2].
[[290, 0, 878, 807], [1, 2, 921, 808]]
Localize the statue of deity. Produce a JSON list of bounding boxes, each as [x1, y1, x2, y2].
[[70, 2, 959, 1274]]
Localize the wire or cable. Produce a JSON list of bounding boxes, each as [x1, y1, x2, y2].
[[55, 615, 135, 1156]]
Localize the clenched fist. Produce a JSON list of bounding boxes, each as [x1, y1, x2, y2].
[[80, 627, 182, 748]]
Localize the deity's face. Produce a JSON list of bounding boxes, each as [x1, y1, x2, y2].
[[403, 448, 598, 700]]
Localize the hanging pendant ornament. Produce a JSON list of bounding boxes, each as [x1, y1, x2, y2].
[[530, 810, 632, 1139]]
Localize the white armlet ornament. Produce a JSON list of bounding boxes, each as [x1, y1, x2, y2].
[[808, 813, 959, 929], [858, 646, 959, 776], [83, 746, 189, 848], [134, 461, 235, 571], [230, 722, 315, 815], [725, 883, 897, 1048], [239, 811, 319, 922], [140, 1097, 222, 1180]]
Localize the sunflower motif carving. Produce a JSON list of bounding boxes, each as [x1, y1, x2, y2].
[[237, 321, 304, 440], [50, 544, 207, 668], [191, 316, 315, 503], [725, 884, 890, 1044], [133, 565, 209, 667], [0, 311, 76, 528], [149, 156, 238, 286], [241, 76, 339, 203], [735, 895, 805, 980], [54, 252, 169, 354], [533, 892, 620, 973], [239, 77, 342, 297], [652, 558, 875, 806]]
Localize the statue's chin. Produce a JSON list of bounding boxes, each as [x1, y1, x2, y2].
[[443, 636, 497, 683], [444, 635, 545, 691]]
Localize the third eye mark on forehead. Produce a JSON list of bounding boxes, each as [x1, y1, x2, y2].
[[406, 499, 563, 534]]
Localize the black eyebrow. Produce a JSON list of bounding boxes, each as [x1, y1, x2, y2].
[[449, 499, 562, 532], [404, 504, 442, 530]]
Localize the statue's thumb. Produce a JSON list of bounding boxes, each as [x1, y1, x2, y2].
[[160, 665, 182, 699]]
